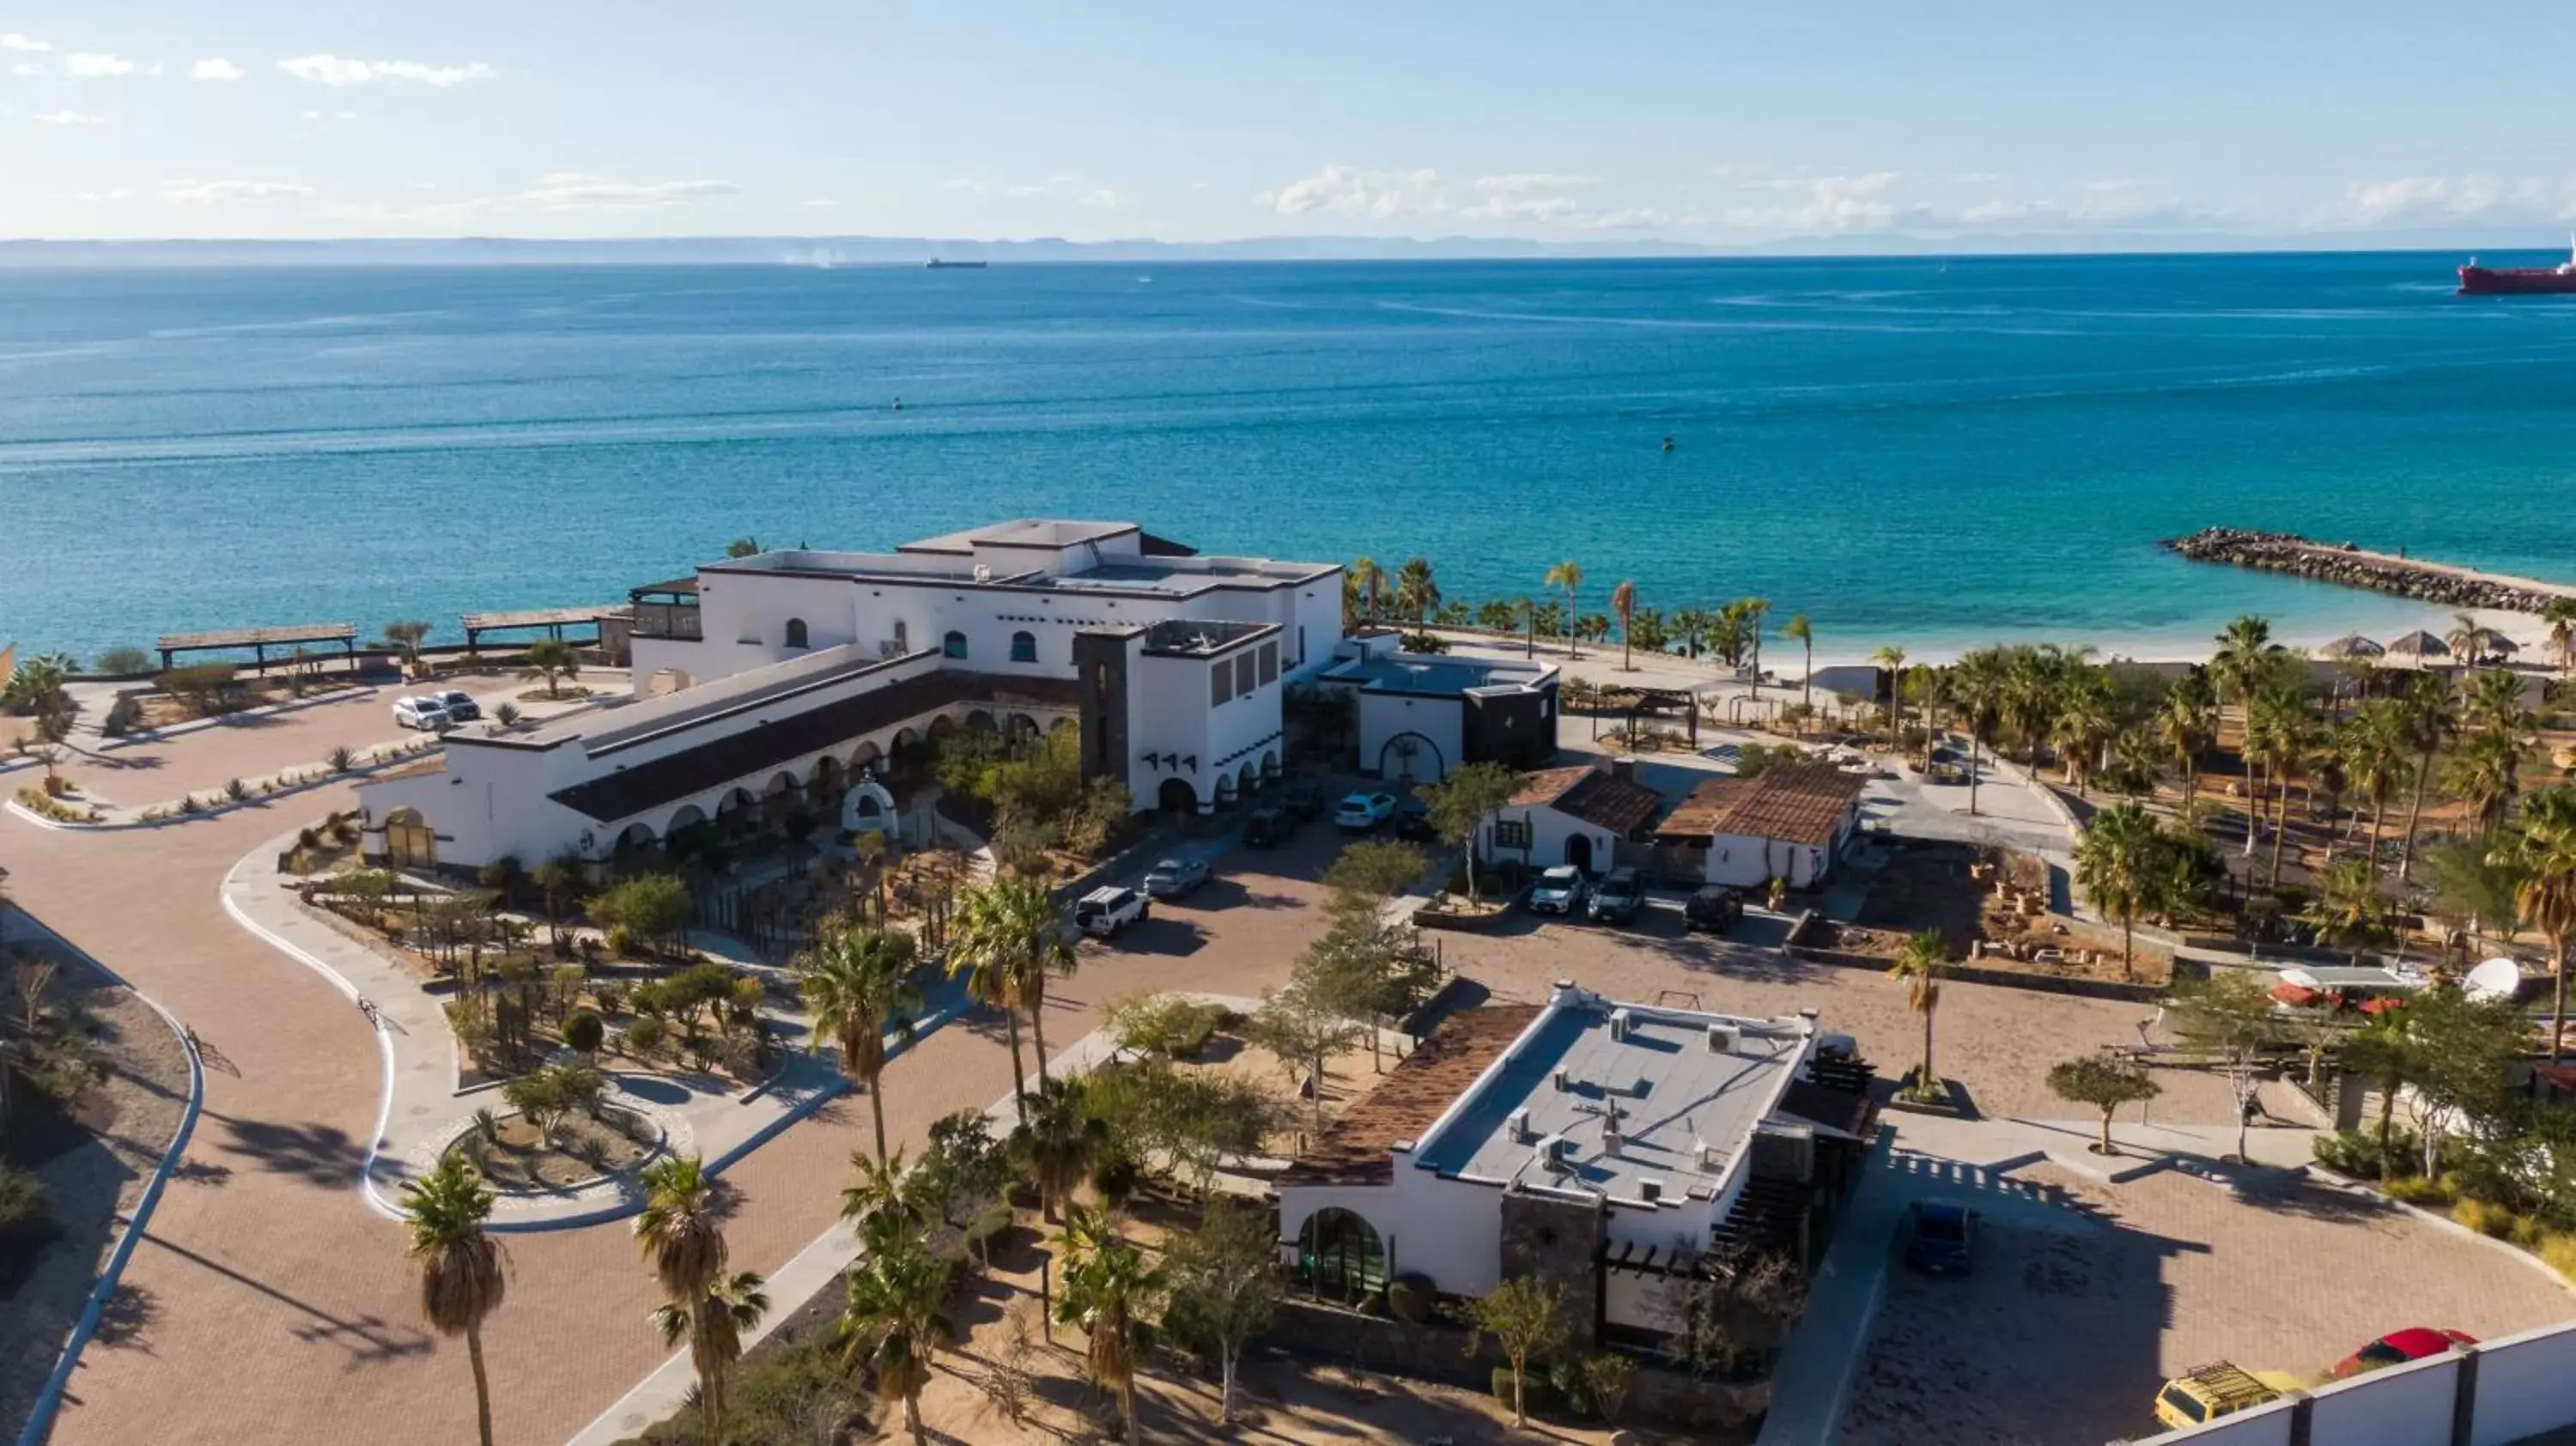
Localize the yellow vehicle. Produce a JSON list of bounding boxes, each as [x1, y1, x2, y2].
[[2153, 1362, 2305, 1430]]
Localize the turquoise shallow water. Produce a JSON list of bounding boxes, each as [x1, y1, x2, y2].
[[3, 252, 2574, 661]]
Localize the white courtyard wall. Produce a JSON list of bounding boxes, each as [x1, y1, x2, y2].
[[1356, 691, 1464, 784]]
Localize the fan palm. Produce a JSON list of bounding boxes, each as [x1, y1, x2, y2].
[[650, 1270, 769, 1443], [1784, 612, 1814, 720], [1542, 560, 1583, 656], [1741, 597, 1772, 696], [2210, 614, 2283, 722], [524, 638, 580, 699], [2301, 857, 2393, 956], [634, 1154, 727, 1307], [2446, 730, 2528, 835], [1392, 556, 1439, 625], [1010, 1073, 1107, 1223], [400, 1157, 509, 1446], [951, 875, 1074, 1103], [800, 917, 920, 1160], [2052, 671, 2117, 796], [1346, 556, 1384, 627], [2246, 685, 2312, 886], [2156, 671, 2218, 820], [2547, 598, 2576, 679], [2464, 666, 2533, 742], [2337, 698, 2411, 881], [1611, 580, 1637, 671], [2075, 802, 2164, 980], [2496, 787, 2576, 1060], [2446, 611, 2497, 667], [1870, 646, 1908, 747], [1055, 1202, 1168, 1446], [1887, 931, 1947, 1089], [1950, 648, 2009, 816], [841, 1145, 920, 1246], [2396, 671, 2462, 883], [839, 1230, 954, 1445]]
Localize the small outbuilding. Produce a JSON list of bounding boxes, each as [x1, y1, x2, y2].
[[1480, 760, 1666, 874], [1653, 761, 1868, 890]]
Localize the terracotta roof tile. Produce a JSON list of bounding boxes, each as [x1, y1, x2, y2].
[[1276, 1005, 1541, 1188], [1656, 762, 1865, 848], [1509, 765, 1666, 837]]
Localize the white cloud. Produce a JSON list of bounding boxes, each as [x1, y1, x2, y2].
[[1079, 189, 1120, 210], [278, 55, 496, 88], [162, 179, 316, 204], [1578, 207, 1675, 231], [76, 187, 132, 201], [1459, 173, 1601, 222], [1722, 172, 1910, 233], [1261, 164, 1446, 218], [191, 58, 243, 81], [64, 52, 136, 77], [298, 110, 362, 123], [33, 110, 103, 125], [2329, 174, 2576, 228], [519, 172, 740, 209], [943, 176, 993, 194], [11, 63, 41, 76], [1, 33, 50, 53], [319, 195, 495, 225]]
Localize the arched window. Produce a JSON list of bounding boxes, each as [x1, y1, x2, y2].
[[1296, 1208, 1387, 1304], [942, 629, 969, 659], [784, 617, 810, 649], [1010, 630, 1037, 664]]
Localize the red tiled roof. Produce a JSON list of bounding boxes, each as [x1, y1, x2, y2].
[[1656, 762, 1865, 848], [1512, 764, 1665, 837], [1276, 1006, 1540, 1188]]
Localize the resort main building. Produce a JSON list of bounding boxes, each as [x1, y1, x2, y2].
[[357, 519, 1346, 872]]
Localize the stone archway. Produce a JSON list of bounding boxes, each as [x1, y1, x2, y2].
[[1157, 777, 1198, 816], [1378, 731, 1444, 783], [1295, 1207, 1387, 1304], [385, 808, 436, 871], [841, 776, 899, 840], [1565, 833, 1595, 873], [1236, 761, 1257, 799], [1214, 772, 1239, 809]]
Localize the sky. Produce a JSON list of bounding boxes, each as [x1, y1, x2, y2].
[[4, 2, 2575, 249]]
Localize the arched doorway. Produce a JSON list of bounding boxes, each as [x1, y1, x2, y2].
[[1377, 731, 1444, 782], [611, 821, 657, 862], [1565, 834, 1595, 874], [1295, 1207, 1387, 1304], [842, 777, 898, 841], [385, 809, 436, 871], [1157, 777, 1197, 816]]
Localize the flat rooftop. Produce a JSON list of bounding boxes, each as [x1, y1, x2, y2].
[[1322, 653, 1557, 696], [501, 642, 906, 752], [1140, 617, 1278, 657], [900, 518, 1140, 554], [1413, 994, 1814, 1206]]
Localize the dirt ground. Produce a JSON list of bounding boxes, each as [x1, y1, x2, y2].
[[0, 934, 193, 1436], [1841, 1163, 2576, 1446]]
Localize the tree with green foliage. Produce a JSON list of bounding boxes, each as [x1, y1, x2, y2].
[[1465, 1277, 1569, 1429], [592, 872, 690, 955], [799, 915, 921, 1160], [652, 1270, 769, 1444], [523, 638, 580, 699], [1010, 1073, 1107, 1223], [1055, 1202, 1167, 1446], [2391, 986, 2530, 1180], [1393, 556, 1441, 625], [2075, 802, 2164, 979], [951, 875, 1074, 1102], [1543, 559, 1583, 656], [2300, 858, 2394, 956], [2499, 787, 2576, 1060], [635, 1155, 751, 1443], [1887, 930, 1947, 1094], [1162, 1199, 1283, 1425], [2340, 1012, 2411, 1182], [2047, 1055, 2162, 1156], [399, 1156, 509, 1446], [726, 536, 763, 558], [383, 619, 433, 670], [908, 1108, 1014, 1266], [2165, 970, 2282, 1163], [1247, 970, 1367, 1134], [1421, 762, 1520, 904], [2423, 835, 2524, 957], [837, 1224, 952, 1445]]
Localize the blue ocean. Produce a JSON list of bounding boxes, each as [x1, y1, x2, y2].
[[4, 252, 2574, 663]]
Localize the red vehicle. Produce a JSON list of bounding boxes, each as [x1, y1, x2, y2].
[[2329, 1327, 2477, 1379]]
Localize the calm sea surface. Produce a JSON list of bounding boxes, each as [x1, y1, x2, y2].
[[4, 252, 2575, 662]]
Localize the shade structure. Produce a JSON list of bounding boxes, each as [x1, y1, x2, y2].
[[2383, 629, 2451, 663], [2484, 635, 2522, 656], [2315, 633, 2385, 660]]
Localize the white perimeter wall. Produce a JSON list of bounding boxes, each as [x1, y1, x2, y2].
[[1278, 1164, 1505, 1298], [2142, 1317, 2576, 1446], [1704, 831, 1832, 888], [1357, 691, 1464, 784]]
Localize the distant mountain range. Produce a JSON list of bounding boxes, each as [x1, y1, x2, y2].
[[0, 228, 2555, 267]]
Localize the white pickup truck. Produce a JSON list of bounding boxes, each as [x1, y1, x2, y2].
[[1074, 885, 1150, 938]]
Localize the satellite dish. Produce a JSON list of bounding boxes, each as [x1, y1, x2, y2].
[[2465, 957, 2525, 1003]]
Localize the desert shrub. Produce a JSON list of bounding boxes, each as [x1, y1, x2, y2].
[[326, 745, 355, 773], [2386, 1174, 2458, 1207], [1105, 993, 1227, 1058], [2543, 1234, 2576, 1284], [623, 1015, 666, 1057], [223, 777, 250, 802], [0, 1163, 54, 1269], [2514, 1214, 2552, 1249], [2453, 1197, 2517, 1238], [563, 1009, 605, 1055], [157, 663, 238, 716], [601, 923, 635, 958], [1388, 1272, 1438, 1325], [90, 646, 149, 677]]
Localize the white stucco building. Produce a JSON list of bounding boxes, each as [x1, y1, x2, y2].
[[1274, 983, 1874, 1344], [356, 519, 1344, 872], [1652, 762, 1868, 890], [1316, 635, 1560, 784], [1479, 761, 1668, 874]]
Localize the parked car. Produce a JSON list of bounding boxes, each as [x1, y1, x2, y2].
[[1280, 775, 1327, 823], [1242, 805, 1291, 848], [1684, 884, 1745, 933], [434, 689, 483, 722], [1587, 867, 1644, 926], [2329, 1328, 2476, 1380], [2153, 1364, 2305, 1431], [1143, 856, 1212, 899], [392, 696, 452, 731], [1902, 1200, 1974, 1277], [1334, 792, 1398, 832], [1390, 798, 1438, 841], [1073, 885, 1149, 938], [1527, 866, 1587, 916]]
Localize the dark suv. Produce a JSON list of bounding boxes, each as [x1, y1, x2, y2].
[[1587, 867, 1644, 926], [1684, 884, 1744, 933]]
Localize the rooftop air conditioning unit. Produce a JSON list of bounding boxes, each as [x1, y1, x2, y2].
[[1539, 1133, 1573, 1170], [1602, 1121, 1623, 1157], [1637, 1177, 1664, 1205], [1552, 1066, 1573, 1093], [1705, 1024, 1738, 1054], [1696, 1137, 1723, 1170], [1506, 1108, 1533, 1144], [973, 564, 992, 582], [1608, 1007, 1633, 1042]]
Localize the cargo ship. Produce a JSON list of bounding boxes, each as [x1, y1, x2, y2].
[[2458, 237, 2576, 295], [924, 258, 987, 270]]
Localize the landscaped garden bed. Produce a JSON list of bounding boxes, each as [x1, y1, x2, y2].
[[448, 1103, 660, 1191]]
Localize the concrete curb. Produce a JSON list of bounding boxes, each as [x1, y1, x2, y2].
[[95, 685, 375, 750], [5, 745, 438, 833], [11, 923, 207, 1446], [2307, 1163, 2576, 1301]]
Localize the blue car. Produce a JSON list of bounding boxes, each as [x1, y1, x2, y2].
[[1903, 1200, 1974, 1277]]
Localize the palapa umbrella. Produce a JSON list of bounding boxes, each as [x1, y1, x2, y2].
[[2485, 635, 2522, 657], [2314, 633, 2385, 661], [2383, 629, 2451, 665]]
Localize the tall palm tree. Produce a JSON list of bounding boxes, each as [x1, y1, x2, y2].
[[2396, 671, 2462, 883], [2248, 685, 2311, 887], [1346, 557, 1384, 628], [1887, 931, 1947, 1089], [634, 1156, 738, 1443], [1611, 580, 1637, 671], [839, 1229, 954, 1445], [1670, 605, 1713, 660], [2464, 665, 2533, 742], [401, 1157, 509, 1446], [841, 1145, 918, 1245], [953, 876, 1075, 1097], [2546, 598, 2576, 678], [1543, 560, 1583, 657], [2498, 787, 2576, 1060], [799, 917, 921, 1161], [1741, 597, 1772, 697], [2076, 802, 2164, 980], [1784, 612, 1814, 722], [2446, 611, 2497, 668], [2448, 730, 2529, 836], [1870, 646, 1908, 748], [2156, 671, 2218, 822], [2052, 671, 2116, 797], [1010, 1073, 1107, 1223], [2336, 699, 2410, 882], [2210, 614, 2282, 725], [1950, 648, 2008, 817], [1392, 556, 1440, 626], [651, 1270, 769, 1443], [1056, 1202, 1168, 1446]]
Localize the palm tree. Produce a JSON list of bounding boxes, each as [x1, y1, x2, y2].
[[1543, 560, 1583, 657], [524, 638, 580, 699], [2546, 598, 2576, 678], [2446, 611, 2497, 668], [1784, 612, 1815, 721], [401, 1157, 509, 1446], [2052, 671, 2116, 797], [2396, 671, 2462, 883], [1670, 605, 1713, 660], [1056, 1202, 1168, 1446], [1392, 556, 1440, 626], [840, 1145, 918, 1242], [2301, 857, 2392, 955], [2210, 614, 2282, 724], [1475, 598, 1517, 633], [2497, 787, 2576, 1060], [2156, 671, 2218, 822], [952, 876, 1074, 1101], [1741, 597, 1772, 695], [2247, 685, 2311, 887], [1010, 1073, 1107, 1223], [1870, 646, 1908, 748], [634, 1156, 737, 1443], [1611, 580, 1637, 671], [799, 917, 921, 1160], [2076, 802, 2164, 979], [1346, 556, 1385, 628], [2447, 730, 2528, 835], [1887, 931, 1947, 1091], [1950, 648, 2008, 816], [839, 1229, 954, 1445], [651, 1270, 769, 1443], [2464, 665, 2533, 742], [2338, 698, 2411, 882]]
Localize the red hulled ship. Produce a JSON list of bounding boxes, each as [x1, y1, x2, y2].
[[2459, 238, 2576, 295]]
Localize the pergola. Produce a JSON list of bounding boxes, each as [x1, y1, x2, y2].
[[155, 623, 355, 673], [459, 606, 612, 653], [1589, 684, 1699, 748]]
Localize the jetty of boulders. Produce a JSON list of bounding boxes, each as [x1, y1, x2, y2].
[[2160, 527, 2571, 614]]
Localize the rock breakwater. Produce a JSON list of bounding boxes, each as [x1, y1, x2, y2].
[[2161, 527, 2573, 614]]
